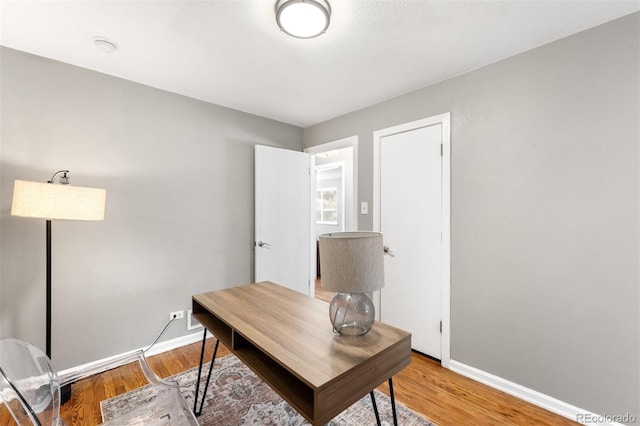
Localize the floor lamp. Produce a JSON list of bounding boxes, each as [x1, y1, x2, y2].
[[10, 170, 106, 384]]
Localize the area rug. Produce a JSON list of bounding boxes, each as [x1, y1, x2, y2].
[[101, 354, 435, 425]]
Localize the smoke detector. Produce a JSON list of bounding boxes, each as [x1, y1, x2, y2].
[[93, 37, 118, 54]]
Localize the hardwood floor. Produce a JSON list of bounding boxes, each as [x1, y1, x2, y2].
[[2, 285, 578, 425], [54, 341, 577, 426]]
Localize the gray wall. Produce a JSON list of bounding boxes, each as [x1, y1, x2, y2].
[[0, 47, 303, 369], [304, 13, 639, 421]]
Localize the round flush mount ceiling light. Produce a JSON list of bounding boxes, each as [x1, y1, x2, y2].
[[275, 0, 331, 39], [93, 37, 118, 54]]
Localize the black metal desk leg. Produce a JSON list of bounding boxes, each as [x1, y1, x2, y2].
[[196, 339, 219, 415], [370, 391, 382, 426], [389, 377, 398, 426], [192, 329, 207, 413], [192, 329, 220, 416]]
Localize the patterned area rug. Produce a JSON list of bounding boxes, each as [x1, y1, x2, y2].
[[101, 354, 435, 425]]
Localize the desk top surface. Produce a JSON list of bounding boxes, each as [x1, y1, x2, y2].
[[193, 281, 411, 388]]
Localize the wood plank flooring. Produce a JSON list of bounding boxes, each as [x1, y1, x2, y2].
[[2, 283, 579, 425], [54, 340, 577, 426]]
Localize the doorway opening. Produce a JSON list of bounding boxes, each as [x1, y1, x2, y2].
[[305, 136, 358, 299]]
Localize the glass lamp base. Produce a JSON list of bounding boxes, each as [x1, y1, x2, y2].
[[329, 293, 375, 336]]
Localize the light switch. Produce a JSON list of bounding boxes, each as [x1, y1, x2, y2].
[[360, 202, 368, 215]]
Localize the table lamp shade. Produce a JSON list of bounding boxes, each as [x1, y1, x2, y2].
[[319, 231, 384, 293], [11, 180, 106, 221]]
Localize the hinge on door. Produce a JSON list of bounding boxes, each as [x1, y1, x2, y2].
[[440, 320, 442, 333], [440, 143, 443, 156]]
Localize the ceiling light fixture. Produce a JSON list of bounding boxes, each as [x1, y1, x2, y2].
[[275, 0, 331, 39]]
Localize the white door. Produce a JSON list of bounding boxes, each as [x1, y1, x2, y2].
[[375, 116, 449, 360], [255, 145, 311, 295]]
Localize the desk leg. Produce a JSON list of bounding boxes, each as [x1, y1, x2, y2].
[[193, 329, 220, 416], [193, 329, 207, 413], [389, 377, 398, 426], [370, 391, 381, 426], [370, 378, 398, 426]]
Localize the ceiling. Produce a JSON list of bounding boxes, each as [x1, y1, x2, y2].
[[1, 1, 638, 128]]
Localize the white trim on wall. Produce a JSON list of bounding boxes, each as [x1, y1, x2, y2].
[[449, 360, 628, 426], [372, 112, 451, 368], [58, 331, 208, 379]]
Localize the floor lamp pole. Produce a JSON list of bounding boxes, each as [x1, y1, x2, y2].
[[46, 219, 52, 358], [47, 218, 72, 403]]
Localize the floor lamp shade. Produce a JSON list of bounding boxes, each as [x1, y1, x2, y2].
[[319, 232, 384, 336], [10, 177, 106, 361], [11, 180, 106, 221]]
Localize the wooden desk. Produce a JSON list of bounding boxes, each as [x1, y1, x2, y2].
[[192, 281, 411, 426]]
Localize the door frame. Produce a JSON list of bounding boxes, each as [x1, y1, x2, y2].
[[372, 113, 451, 368]]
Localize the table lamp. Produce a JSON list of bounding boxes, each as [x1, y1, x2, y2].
[[318, 232, 384, 336], [11, 171, 106, 361]]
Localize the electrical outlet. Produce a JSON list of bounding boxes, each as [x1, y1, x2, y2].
[[170, 310, 184, 320]]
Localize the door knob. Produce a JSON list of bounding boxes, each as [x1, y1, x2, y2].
[[256, 241, 271, 248]]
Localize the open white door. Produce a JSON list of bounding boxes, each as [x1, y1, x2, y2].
[[255, 145, 311, 295]]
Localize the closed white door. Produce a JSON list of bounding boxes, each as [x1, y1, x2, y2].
[[377, 121, 444, 359], [255, 145, 311, 295]]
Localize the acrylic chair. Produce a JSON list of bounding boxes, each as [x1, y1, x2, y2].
[[0, 338, 199, 425], [0, 338, 64, 425]]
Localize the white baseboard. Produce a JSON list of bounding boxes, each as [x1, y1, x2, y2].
[[58, 331, 210, 379], [449, 360, 628, 426], [143, 331, 208, 357]]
